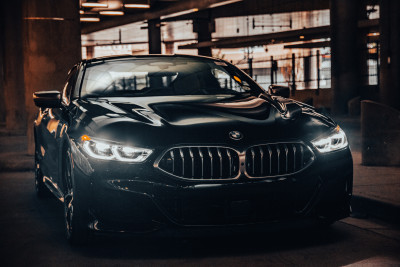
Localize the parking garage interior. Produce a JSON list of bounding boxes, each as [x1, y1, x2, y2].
[[0, 0, 400, 265]]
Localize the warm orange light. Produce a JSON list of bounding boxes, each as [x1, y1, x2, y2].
[[99, 11, 124, 16], [80, 17, 100, 22], [124, 4, 150, 8], [233, 76, 242, 83], [82, 2, 108, 8], [79, 10, 84, 14], [367, 32, 379, 37], [24, 17, 65, 21], [81, 135, 91, 142], [160, 8, 199, 19], [299, 35, 305, 39]]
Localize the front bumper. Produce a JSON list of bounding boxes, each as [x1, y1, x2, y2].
[[71, 144, 353, 234]]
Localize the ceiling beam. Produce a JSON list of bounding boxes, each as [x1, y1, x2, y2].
[[177, 18, 379, 49], [82, 0, 378, 35], [178, 25, 330, 49], [82, 0, 228, 34], [164, 0, 329, 22], [284, 41, 330, 49]]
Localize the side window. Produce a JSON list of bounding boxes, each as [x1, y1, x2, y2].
[[62, 67, 78, 106]]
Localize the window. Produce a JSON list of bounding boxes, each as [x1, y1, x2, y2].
[[62, 67, 78, 106], [80, 57, 256, 98]]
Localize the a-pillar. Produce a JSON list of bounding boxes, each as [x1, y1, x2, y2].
[[1, 0, 26, 132], [23, 0, 81, 154], [330, 0, 362, 114], [148, 19, 162, 54], [379, 0, 400, 110], [193, 16, 214, 57]]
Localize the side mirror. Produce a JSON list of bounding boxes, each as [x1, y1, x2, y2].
[[33, 91, 61, 108], [268, 85, 290, 98], [284, 102, 302, 119]]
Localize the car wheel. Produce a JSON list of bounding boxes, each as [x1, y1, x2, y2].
[[63, 149, 90, 246], [34, 149, 51, 198]]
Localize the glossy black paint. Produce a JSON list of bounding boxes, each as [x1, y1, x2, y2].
[[34, 55, 353, 240]]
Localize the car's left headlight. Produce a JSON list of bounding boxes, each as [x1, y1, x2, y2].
[[311, 125, 348, 153], [80, 135, 153, 162]]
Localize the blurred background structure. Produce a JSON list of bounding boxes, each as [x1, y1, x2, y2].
[[0, 0, 399, 165]]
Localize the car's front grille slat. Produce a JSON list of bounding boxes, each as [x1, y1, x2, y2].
[[245, 142, 314, 178], [170, 150, 175, 173], [283, 144, 288, 173], [188, 147, 194, 178], [217, 148, 223, 177], [207, 148, 213, 179], [179, 148, 185, 177], [198, 147, 204, 179], [259, 146, 264, 174], [276, 145, 281, 174], [226, 149, 232, 177], [299, 145, 304, 166], [292, 144, 297, 170]]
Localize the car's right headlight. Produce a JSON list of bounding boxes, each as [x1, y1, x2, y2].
[[80, 135, 152, 162], [311, 125, 348, 153]]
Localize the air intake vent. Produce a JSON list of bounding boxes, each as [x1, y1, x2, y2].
[[158, 147, 240, 180], [245, 143, 314, 178]]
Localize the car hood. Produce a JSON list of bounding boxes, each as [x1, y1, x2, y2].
[[73, 94, 335, 147]]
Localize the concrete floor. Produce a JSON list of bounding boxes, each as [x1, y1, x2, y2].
[[0, 171, 400, 266]]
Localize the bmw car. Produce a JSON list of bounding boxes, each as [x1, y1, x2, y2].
[[33, 55, 353, 245]]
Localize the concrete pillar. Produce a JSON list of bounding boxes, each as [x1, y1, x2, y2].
[[357, 5, 369, 97], [330, 0, 362, 114], [193, 17, 213, 57], [1, 0, 26, 131], [0, 6, 6, 124], [379, 0, 400, 110], [148, 18, 161, 54], [23, 0, 81, 154]]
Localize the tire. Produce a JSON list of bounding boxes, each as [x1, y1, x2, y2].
[[63, 148, 90, 246], [35, 149, 51, 198]]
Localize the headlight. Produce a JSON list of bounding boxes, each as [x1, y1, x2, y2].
[[311, 126, 348, 153], [80, 135, 152, 162]]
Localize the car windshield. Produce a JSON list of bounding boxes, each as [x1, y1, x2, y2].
[[80, 56, 260, 98]]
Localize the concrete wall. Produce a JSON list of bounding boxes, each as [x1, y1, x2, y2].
[[290, 89, 332, 110], [1, 1, 26, 132]]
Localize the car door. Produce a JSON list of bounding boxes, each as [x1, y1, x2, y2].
[[53, 66, 80, 189], [37, 66, 79, 194]]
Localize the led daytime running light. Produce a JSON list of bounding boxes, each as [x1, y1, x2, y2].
[[81, 137, 152, 162], [311, 126, 348, 153]]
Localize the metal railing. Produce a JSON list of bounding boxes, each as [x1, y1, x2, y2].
[[233, 49, 379, 92]]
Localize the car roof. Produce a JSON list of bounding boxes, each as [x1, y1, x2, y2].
[[82, 54, 227, 64]]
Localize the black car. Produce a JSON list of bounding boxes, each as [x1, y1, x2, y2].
[[33, 55, 352, 245]]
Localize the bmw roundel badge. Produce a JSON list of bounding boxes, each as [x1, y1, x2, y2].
[[229, 131, 243, 141]]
